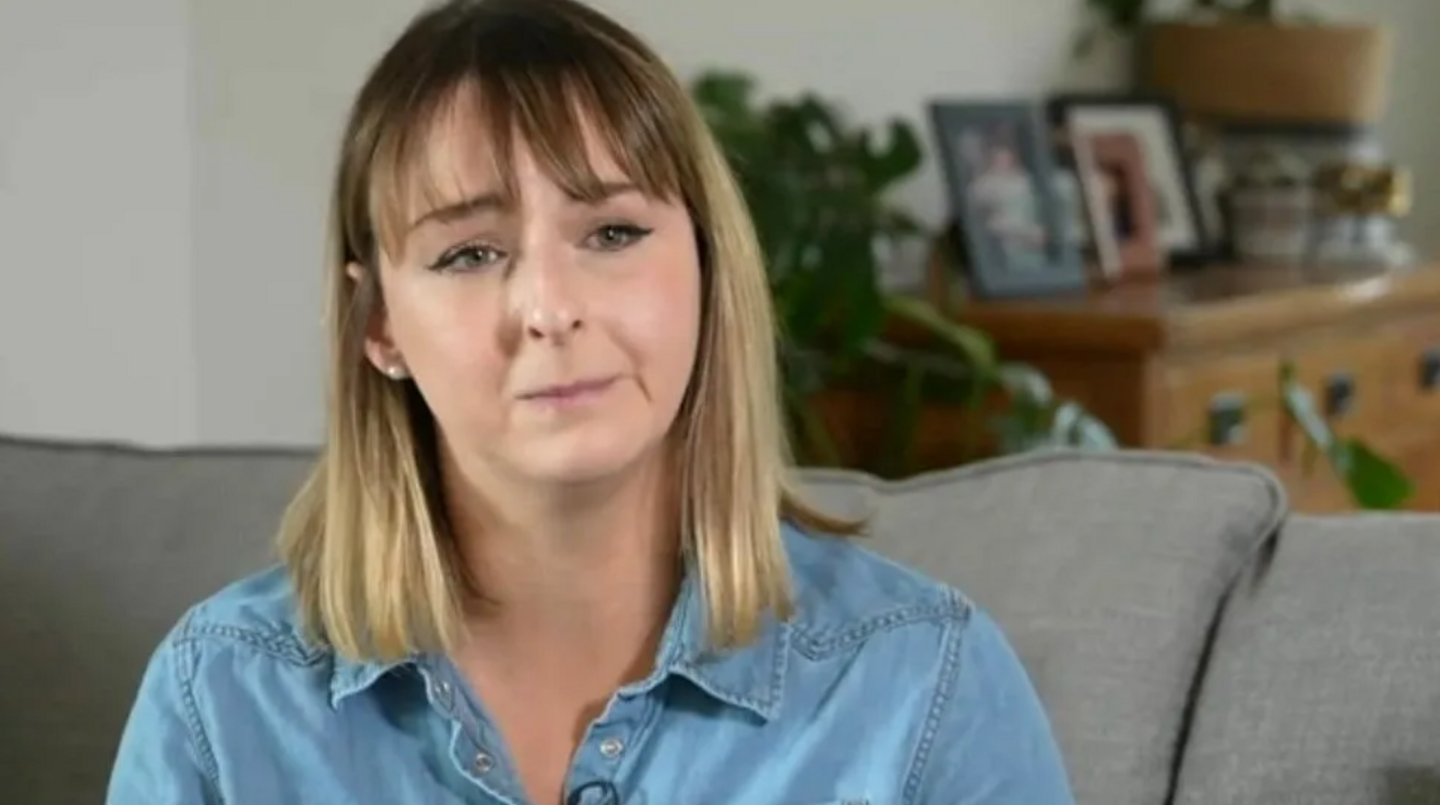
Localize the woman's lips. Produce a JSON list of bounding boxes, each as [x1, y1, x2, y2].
[[517, 376, 617, 406]]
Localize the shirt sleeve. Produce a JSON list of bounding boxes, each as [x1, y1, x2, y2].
[[106, 633, 221, 805], [906, 604, 1075, 805]]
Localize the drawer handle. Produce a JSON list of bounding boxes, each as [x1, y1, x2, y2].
[[1421, 348, 1440, 392], [1324, 371, 1356, 418], [1208, 392, 1247, 446]]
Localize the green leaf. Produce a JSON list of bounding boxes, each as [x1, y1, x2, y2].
[[1331, 439, 1414, 510], [863, 121, 923, 193], [1074, 413, 1119, 449], [882, 295, 995, 369], [881, 209, 925, 238], [779, 343, 828, 396], [780, 265, 831, 343], [691, 74, 767, 163], [997, 363, 1054, 406], [1240, 0, 1278, 19], [767, 103, 826, 170], [839, 277, 887, 358], [691, 72, 756, 120], [1280, 363, 1413, 510], [984, 362, 1118, 452], [783, 383, 840, 467], [1281, 376, 1334, 453], [989, 396, 1049, 454], [1049, 401, 1084, 444], [791, 95, 846, 153], [1085, 0, 1150, 29]]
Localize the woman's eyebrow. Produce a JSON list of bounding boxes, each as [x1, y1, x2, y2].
[[407, 190, 508, 234], [406, 179, 645, 234], [570, 180, 642, 204]]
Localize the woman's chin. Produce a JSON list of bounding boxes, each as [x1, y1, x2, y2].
[[509, 431, 658, 487]]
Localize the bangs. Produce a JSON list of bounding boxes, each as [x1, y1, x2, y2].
[[352, 1, 698, 263]]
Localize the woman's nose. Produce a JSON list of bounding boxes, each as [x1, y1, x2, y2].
[[511, 251, 585, 343], [523, 297, 582, 341]]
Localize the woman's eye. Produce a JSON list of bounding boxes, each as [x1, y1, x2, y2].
[[430, 243, 503, 273], [586, 223, 652, 252]]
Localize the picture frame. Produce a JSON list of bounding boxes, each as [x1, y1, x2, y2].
[[927, 101, 1088, 299], [1048, 93, 1212, 266], [1075, 131, 1165, 282]]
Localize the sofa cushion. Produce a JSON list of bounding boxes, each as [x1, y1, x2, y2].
[[0, 436, 314, 805], [1173, 513, 1440, 805], [797, 449, 1287, 805]]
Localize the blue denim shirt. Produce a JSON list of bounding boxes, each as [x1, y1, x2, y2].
[[107, 524, 1073, 804]]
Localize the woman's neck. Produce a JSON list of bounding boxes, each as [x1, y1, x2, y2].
[[440, 445, 682, 671]]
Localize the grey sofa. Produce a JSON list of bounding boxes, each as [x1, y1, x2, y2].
[[2, 434, 1438, 805]]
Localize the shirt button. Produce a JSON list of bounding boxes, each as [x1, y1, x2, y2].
[[433, 680, 454, 707], [599, 737, 624, 759], [473, 750, 495, 774]]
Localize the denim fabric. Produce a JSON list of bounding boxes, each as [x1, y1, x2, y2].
[[106, 524, 1073, 804]]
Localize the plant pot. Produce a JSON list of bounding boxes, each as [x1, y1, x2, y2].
[[1140, 21, 1394, 125]]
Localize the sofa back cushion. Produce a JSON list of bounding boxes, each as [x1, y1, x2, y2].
[[797, 449, 1287, 805], [1173, 513, 1440, 805], [0, 436, 314, 805], [1, 437, 1288, 805]]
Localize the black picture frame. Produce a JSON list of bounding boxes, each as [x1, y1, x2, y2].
[[927, 101, 1088, 299], [1047, 93, 1213, 266]]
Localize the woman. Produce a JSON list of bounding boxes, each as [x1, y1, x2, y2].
[[106, 0, 1072, 802]]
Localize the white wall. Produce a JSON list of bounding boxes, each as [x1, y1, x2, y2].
[[3, 0, 1439, 448], [188, 0, 412, 447], [0, 0, 197, 446]]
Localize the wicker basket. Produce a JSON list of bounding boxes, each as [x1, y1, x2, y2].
[[1141, 21, 1393, 125]]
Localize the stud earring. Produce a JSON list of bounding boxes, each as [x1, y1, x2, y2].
[[384, 364, 407, 380]]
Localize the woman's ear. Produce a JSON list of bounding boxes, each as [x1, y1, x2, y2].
[[347, 261, 408, 380]]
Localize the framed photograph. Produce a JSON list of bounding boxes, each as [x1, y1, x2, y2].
[[1075, 132, 1165, 282], [927, 101, 1087, 299], [1051, 166, 1092, 251], [1049, 94, 1211, 265]]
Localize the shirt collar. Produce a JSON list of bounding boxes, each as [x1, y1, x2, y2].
[[325, 557, 793, 721], [329, 650, 419, 708], [644, 561, 790, 722]]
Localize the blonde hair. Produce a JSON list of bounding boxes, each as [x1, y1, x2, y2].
[[278, 0, 860, 663]]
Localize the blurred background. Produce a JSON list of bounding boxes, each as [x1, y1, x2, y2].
[[2, 0, 1437, 498]]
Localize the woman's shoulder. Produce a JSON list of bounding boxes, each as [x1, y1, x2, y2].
[[780, 521, 975, 648], [778, 523, 1072, 801], [156, 564, 329, 669], [778, 521, 1034, 694], [114, 567, 340, 763]]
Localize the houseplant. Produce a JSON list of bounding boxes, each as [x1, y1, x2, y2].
[[1081, 0, 1393, 126], [689, 70, 1412, 508], [689, 70, 1117, 477]]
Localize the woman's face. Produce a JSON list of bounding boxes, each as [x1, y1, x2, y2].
[[359, 98, 702, 488]]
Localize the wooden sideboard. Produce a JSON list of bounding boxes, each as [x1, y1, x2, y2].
[[925, 262, 1440, 512]]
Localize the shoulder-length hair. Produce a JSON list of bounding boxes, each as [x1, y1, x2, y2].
[[278, 0, 860, 664]]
